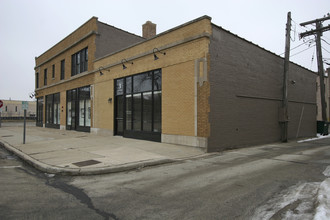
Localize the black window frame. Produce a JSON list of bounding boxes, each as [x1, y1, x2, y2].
[[60, 59, 65, 80], [114, 69, 162, 142], [71, 47, 88, 76], [45, 93, 60, 129], [36, 97, 44, 127], [44, 68, 47, 86], [52, 64, 55, 79], [66, 86, 91, 132], [36, 72, 39, 88]]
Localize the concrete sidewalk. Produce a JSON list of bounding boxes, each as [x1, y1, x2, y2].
[[0, 123, 206, 175]]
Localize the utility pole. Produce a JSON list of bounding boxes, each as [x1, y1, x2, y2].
[[300, 14, 330, 134], [281, 11, 291, 142]]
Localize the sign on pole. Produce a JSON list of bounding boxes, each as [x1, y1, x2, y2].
[[22, 101, 28, 144], [22, 101, 28, 110]]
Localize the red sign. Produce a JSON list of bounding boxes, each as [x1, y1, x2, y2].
[[0, 100, 3, 108]]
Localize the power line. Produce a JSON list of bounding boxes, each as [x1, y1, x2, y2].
[[290, 43, 316, 57], [322, 46, 330, 54], [279, 39, 315, 56], [322, 38, 330, 46]]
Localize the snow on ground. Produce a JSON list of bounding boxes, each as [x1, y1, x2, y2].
[[297, 134, 330, 143], [314, 178, 330, 220], [252, 166, 330, 220]]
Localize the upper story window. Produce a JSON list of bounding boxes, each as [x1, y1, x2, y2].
[[36, 72, 39, 88], [60, 59, 65, 80], [44, 68, 47, 86], [52, 64, 55, 79], [71, 47, 88, 76]]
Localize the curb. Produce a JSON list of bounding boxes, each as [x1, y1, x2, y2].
[[0, 141, 176, 176]]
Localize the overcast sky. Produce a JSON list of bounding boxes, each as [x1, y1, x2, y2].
[[0, 0, 329, 101]]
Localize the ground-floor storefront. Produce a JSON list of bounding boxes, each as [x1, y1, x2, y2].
[[114, 69, 162, 142], [36, 85, 92, 132], [35, 69, 162, 142]]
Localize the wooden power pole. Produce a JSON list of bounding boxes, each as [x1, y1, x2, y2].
[[300, 14, 330, 133], [281, 11, 291, 142]]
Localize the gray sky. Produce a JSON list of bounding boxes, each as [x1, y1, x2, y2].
[[0, 0, 329, 101]]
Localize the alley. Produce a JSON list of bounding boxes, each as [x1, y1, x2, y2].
[[1, 134, 329, 219]]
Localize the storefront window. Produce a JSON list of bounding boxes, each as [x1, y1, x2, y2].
[[86, 99, 91, 127], [36, 97, 44, 127], [114, 69, 162, 141], [45, 93, 60, 128], [67, 86, 91, 132], [67, 102, 72, 126]]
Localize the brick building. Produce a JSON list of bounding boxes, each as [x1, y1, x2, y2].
[[35, 16, 317, 152], [1, 100, 36, 119]]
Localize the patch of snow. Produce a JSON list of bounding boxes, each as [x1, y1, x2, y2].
[[253, 166, 330, 220], [252, 182, 320, 220], [323, 166, 330, 177], [314, 178, 330, 220], [297, 134, 330, 143]]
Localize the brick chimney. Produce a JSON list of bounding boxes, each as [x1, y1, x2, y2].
[[142, 21, 156, 39]]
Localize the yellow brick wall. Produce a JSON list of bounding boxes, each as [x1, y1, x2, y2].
[[93, 17, 211, 137], [60, 91, 66, 126], [35, 18, 98, 127], [35, 17, 98, 66], [93, 80, 114, 130], [35, 16, 212, 139], [36, 36, 96, 90], [162, 61, 195, 136]]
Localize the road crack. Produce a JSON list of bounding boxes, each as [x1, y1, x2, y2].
[[46, 179, 119, 220]]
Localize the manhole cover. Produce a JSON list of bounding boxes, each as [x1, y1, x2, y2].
[[1, 135, 13, 137], [72, 160, 101, 167]]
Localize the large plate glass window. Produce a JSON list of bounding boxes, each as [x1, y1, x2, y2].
[[36, 97, 43, 127], [114, 69, 162, 142], [45, 93, 60, 128], [66, 86, 91, 132]]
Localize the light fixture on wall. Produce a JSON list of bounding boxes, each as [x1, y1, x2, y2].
[[29, 91, 38, 99], [121, 59, 133, 70], [108, 98, 112, 103], [99, 66, 110, 76], [153, 48, 166, 60]]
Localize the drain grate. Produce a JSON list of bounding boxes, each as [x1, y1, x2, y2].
[[1, 135, 13, 137], [72, 159, 101, 167]]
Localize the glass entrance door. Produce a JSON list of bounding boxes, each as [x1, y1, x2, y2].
[[114, 69, 162, 142], [67, 86, 91, 132]]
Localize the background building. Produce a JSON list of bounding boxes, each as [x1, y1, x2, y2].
[[1, 100, 36, 120]]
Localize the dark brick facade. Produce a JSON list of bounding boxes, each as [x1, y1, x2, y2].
[[208, 25, 316, 152]]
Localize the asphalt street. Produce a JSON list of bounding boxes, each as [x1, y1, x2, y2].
[[1, 136, 330, 219]]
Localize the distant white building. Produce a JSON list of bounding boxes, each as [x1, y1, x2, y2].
[[1, 99, 36, 119]]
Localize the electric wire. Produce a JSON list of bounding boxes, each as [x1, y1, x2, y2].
[[321, 38, 330, 46], [290, 43, 316, 57], [279, 39, 315, 56], [322, 46, 330, 54]]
